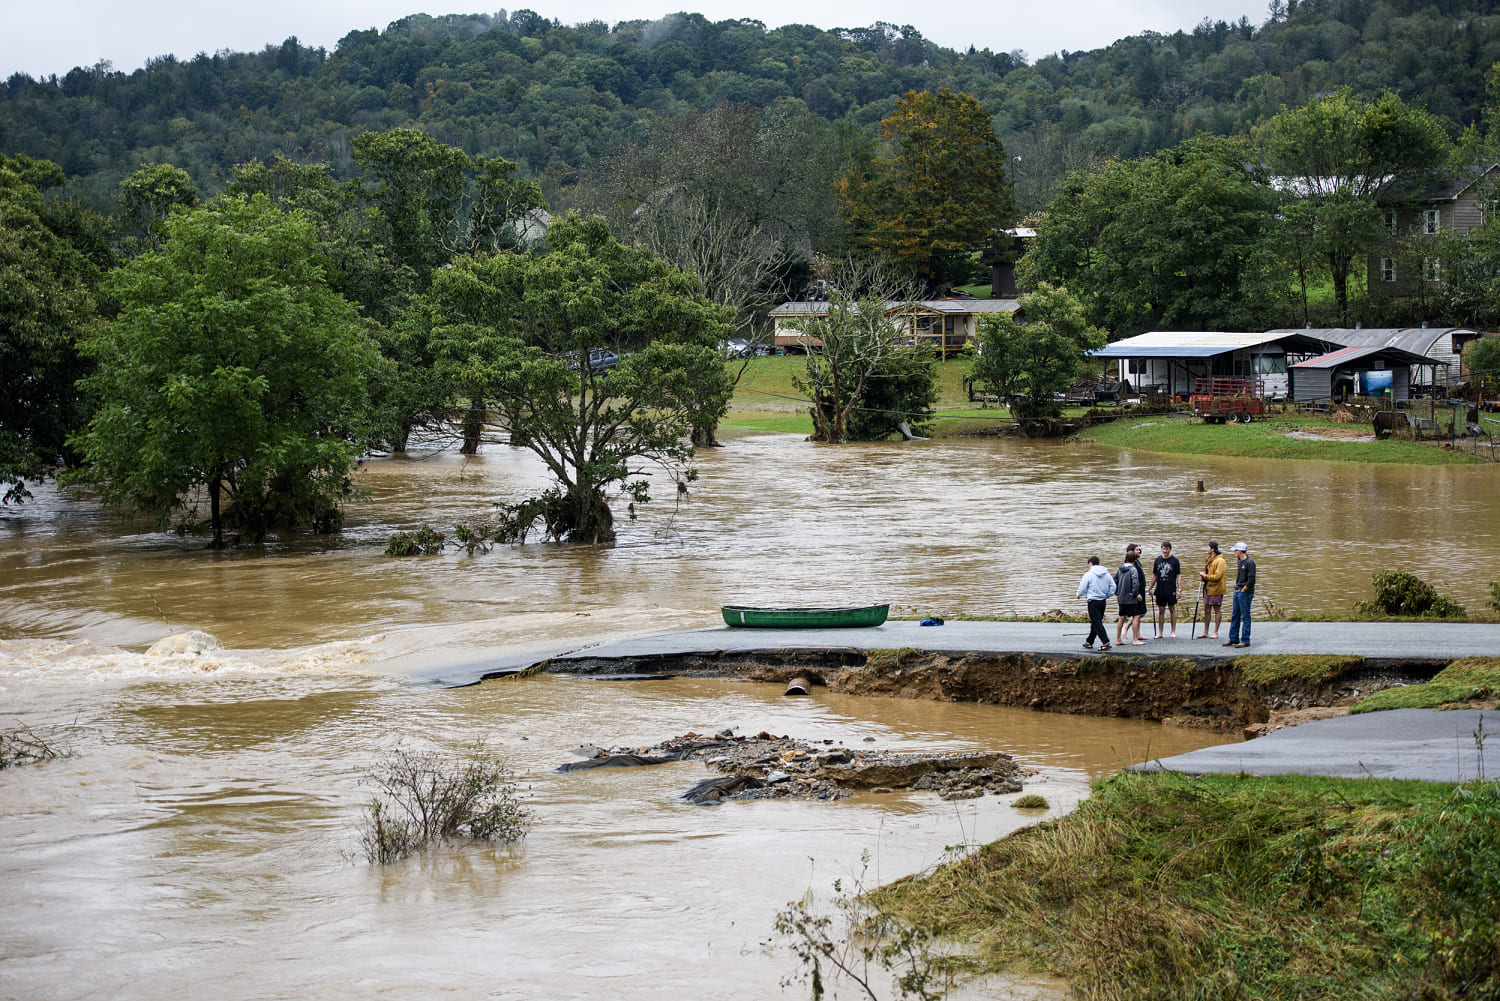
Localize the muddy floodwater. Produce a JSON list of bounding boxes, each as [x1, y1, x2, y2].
[[3, 431, 1497, 999]]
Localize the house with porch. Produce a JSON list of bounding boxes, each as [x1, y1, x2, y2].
[[1090, 330, 1343, 399], [769, 298, 1022, 359]]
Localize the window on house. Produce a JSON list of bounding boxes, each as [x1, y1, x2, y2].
[[1382, 210, 1396, 231], [1381, 258, 1396, 282], [1424, 209, 1440, 234], [1423, 257, 1441, 282]]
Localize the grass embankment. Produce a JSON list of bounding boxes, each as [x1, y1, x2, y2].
[[876, 769, 1500, 1001], [1351, 657, 1500, 713], [1080, 412, 1485, 465]]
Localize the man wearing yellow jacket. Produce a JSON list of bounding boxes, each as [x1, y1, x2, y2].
[[1197, 541, 1227, 639]]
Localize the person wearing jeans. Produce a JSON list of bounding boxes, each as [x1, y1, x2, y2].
[[1076, 555, 1117, 650], [1226, 541, 1257, 648]]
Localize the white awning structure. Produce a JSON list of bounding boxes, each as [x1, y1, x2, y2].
[[1091, 330, 1342, 359]]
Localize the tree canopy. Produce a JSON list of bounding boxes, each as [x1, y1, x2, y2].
[[69, 194, 388, 547], [972, 283, 1105, 423], [838, 89, 1016, 291], [0, 154, 101, 503], [415, 213, 734, 543], [1023, 135, 1282, 337], [1255, 88, 1452, 322]]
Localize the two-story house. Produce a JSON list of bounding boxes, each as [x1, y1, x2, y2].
[[1369, 163, 1498, 295]]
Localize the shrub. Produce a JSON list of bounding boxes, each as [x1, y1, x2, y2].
[[357, 746, 530, 863], [385, 524, 445, 556], [1012, 794, 1050, 810], [1355, 571, 1467, 619], [0, 723, 68, 769]]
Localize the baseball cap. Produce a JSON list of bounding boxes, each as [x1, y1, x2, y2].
[[1232, 542, 1248, 552]]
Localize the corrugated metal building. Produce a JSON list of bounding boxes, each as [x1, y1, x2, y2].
[[1288, 344, 1446, 402], [1090, 330, 1341, 399], [1266, 327, 1477, 391]]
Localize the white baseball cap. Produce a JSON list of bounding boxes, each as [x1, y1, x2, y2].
[[1232, 542, 1248, 552]]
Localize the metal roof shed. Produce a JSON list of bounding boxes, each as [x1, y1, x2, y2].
[[1090, 331, 1343, 398], [1289, 344, 1445, 403], [1267, 328, 1476, 388]]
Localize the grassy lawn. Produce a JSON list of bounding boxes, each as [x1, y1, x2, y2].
[[722, 355, 1084, 437], [722, 355, 993, 436], [874, 769, 1500, 1001], [1079, 411, 1485, 465]]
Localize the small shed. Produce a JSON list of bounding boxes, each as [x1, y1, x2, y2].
[[1289, 344, 1447, 403], [1091, 331, 1342, 399]]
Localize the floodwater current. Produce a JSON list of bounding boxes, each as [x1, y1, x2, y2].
[[2, 431, 1497, 999]]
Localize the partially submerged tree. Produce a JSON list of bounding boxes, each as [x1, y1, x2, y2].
[[70, 195, 388, 547], [972, 283, 1105, 425], [790, 289, 909, 443], [0, 154, 102, 503], [420, 213, 733, 543]]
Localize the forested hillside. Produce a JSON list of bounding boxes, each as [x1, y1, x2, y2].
[[3, 0, 1499, 212]]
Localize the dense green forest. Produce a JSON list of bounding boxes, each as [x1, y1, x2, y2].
[[4, 0, 1500, 212]]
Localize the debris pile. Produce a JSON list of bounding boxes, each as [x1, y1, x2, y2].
[[558, 729, 1028, 804]]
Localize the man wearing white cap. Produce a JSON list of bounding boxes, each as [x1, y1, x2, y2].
[[1225, 542, 1257, 648]]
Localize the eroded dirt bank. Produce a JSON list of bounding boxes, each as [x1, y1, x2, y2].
[[544, 649, 1446, 736]]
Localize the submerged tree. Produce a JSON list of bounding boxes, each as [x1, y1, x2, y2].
[[70, 195, 388, 547], [419, 213, 733, 543], [791, 289, 908, 443]]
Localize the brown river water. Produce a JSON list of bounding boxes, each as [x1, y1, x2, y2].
[[3, 432, 1497, 999]]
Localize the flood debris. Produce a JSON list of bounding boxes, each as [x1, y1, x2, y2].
[[557, 729, 1028, 804]]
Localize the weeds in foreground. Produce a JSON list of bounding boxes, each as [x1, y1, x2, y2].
[[768, 853, 954, 1001], [357, 746, 530, 864], [870, 769, 1500, 1001], [0, 722, 70, 769]]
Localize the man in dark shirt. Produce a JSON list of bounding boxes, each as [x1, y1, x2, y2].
[[1149, 541, 1182, 639], [1226, 541, 1257, 648]]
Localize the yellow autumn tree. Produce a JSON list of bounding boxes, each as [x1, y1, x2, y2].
[[837, 89, 1017, 293]]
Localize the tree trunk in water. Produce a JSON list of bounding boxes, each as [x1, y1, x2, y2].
[[460, 404, 484, 455], [690, 422, 722, 448], [561, 486, 615, 544], [209, 475, 224, 550]]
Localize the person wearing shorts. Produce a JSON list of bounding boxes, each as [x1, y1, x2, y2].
[[1150, 541, 1182, 638], [1114, 544, 1147, 646], [1198, 541, 1227, 639]]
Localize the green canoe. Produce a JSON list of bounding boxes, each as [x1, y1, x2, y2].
[[721, 604, 890, 628]]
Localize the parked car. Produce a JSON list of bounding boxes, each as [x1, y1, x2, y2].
[[567, 348, 620, 373], [723, 338, 770, 358]]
